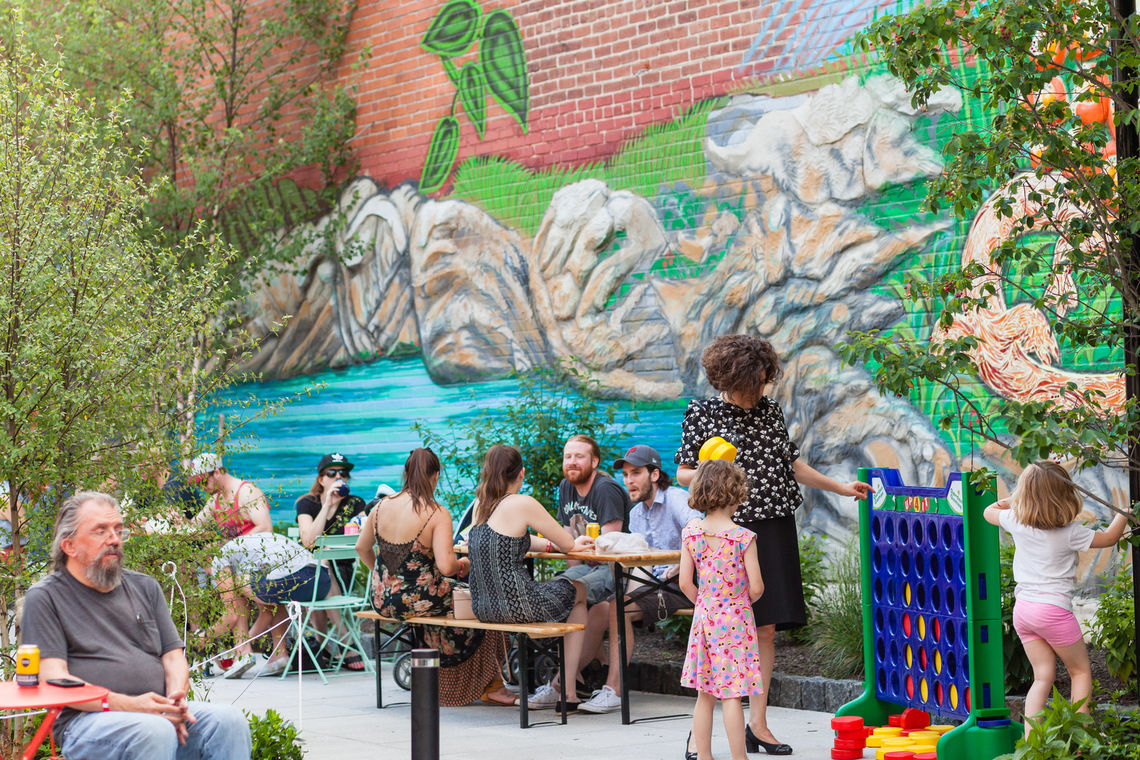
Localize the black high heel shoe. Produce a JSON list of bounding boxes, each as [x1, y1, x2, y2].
[[745, 725, 793, 755], [684, 731, 697, 760]]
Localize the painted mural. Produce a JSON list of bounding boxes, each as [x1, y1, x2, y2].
[[233, 0, 1126, 587]]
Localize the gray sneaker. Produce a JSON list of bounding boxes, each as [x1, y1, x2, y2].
[[222, 654, 256, 679], [527, 682, 559, 710], [578, 685, 622, 714]]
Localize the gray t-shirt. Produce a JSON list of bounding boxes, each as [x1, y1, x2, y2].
[[21, 569, 184, 738]]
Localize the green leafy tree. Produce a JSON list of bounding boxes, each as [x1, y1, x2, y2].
[[0, 23, 245, 754], [412, 366, 625, 514], [840, 0, 1138, 478]]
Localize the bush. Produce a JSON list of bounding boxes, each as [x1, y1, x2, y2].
[[1087, 562, 1136, 683], [999, 543, 1034, 692], [790, 534, 826, 644], [996, 690, 1140, 760], [806, 541, 864, 679], [412, 365, 626, 514], [247, 709, 305, 760]]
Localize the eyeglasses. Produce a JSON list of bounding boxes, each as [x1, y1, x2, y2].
[[323, 469, 349, 479], [87, 527, 130, 541]]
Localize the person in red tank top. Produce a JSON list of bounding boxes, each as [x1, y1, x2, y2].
[[187, 453, 272, 537]]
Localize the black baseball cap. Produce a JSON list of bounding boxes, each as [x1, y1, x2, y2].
[[613, 445, 662, 470], [317, 452, 354, 474]]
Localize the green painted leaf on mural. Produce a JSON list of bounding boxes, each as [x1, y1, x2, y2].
[[479, 10, 529, 132], [458, 62, 487, 139], [420, 116, 461, 193], [421, 0, 481, 58]]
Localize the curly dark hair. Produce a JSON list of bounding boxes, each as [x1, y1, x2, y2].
[[701, 334, 782, 394], [689, 460, 749, 514]]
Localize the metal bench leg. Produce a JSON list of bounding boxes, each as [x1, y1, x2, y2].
[[518, 633, 529, 729], [375, 619, 384, 709], [558, 635, 568, 725]]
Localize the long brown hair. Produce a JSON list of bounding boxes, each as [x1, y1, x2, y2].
[[399, 448, 441, 514], [475, 444, 524, 524], [1011, 460, 1083, 530]]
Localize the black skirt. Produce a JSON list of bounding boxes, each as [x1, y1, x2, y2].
[[738, 514, 806, 631]]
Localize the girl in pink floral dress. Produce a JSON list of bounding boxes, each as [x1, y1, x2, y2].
[[680, 460, 765, 760]]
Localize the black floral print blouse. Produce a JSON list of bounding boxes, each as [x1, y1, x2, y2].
[[675, 396, 803, 522]]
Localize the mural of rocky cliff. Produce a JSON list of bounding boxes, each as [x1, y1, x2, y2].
[[241, 74, 978, 538]]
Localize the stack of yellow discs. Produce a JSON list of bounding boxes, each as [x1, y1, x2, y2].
[[876, 737, 912, 760], [908, 731, 939, 744], [698, 436, 737, 461]]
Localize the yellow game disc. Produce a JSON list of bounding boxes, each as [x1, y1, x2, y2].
[[918, 615, 926, 640], [920, 678, 929, 702], [950, 684, 959, 709], [906, 644, 913, 667], [866, 735, 884, 748], [935, 650, 942, 674], [905, 583, 911, 605], [930, 725, 954, 734]]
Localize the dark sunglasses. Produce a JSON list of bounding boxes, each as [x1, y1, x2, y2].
[[323, 469, 350, 478]]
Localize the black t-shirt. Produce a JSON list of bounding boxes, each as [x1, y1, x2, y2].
[[556, 472, 630, 537], [294, 493, 367, 535]]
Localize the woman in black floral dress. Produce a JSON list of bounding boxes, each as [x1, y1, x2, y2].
[[676, 334, 871, 756], [356, 448, 513, 706]]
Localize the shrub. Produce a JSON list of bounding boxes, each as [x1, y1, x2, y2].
[[1087, 562, 1135, 682], [412, 365, 626, 515], [790, 534, 826, 644], [247, 709, 305, 760], [999, 543, 1034, 692], [996, 690, 1140, 760], [806, 541, 864, 679]]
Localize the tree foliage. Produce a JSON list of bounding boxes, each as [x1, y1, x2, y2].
[[841, 0, 1139, 474], [0, 14, 237, 672], [20, 0, 367, 285]]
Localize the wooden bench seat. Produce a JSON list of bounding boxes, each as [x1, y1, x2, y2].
[[356, 611, 584, 728]]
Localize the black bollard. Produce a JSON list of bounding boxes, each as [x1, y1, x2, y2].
[[410, 648, 439, 760]]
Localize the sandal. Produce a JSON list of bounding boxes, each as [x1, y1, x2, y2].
[[480, 679, 519, 706], [342, 654, 366, 671]]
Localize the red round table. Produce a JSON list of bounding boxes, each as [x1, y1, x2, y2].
[[0, 681, 108, 760]]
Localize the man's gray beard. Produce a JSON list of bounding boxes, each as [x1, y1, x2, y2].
[[86, 553, 123, 589]]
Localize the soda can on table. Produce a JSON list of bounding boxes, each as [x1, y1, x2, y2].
[[16, 644, 40, 687]]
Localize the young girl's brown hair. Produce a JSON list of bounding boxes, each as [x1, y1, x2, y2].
[[689, 460, 749, 514], [1011, 460, 1083, 530]]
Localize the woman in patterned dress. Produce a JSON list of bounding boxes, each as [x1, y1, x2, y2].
[[467, 444, 596, 710], [355, 448, 514, 706], [675, 334, 872, 755]]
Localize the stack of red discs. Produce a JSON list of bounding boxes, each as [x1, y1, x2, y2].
[[831, 715, 866, 759]]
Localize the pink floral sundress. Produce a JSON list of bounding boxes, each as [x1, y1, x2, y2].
[[680, 521, 764, 698]]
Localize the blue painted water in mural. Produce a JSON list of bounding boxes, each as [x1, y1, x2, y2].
[[211, 357, 689, 522]]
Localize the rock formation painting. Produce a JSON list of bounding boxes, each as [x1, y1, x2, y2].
[[243, 74, 970, 535]]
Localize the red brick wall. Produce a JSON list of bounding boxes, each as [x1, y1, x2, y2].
[[343, 0, 765, 190]]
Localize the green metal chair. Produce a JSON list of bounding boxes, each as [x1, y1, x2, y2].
[[281, 533, 373, 683]]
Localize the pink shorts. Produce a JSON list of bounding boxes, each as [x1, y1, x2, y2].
[[1012, 600, 1083, 648]]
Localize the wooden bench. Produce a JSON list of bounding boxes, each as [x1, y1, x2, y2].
[[357, 611, 584, 728]]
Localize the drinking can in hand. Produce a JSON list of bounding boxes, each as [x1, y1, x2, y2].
[[16, 644, 39, 687], [585, 522, 600, 539]]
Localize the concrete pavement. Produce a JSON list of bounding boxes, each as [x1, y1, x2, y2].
[[204, 661, 838, 759]]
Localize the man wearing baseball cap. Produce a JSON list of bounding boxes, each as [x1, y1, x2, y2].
[[578, 444, 699, 714]]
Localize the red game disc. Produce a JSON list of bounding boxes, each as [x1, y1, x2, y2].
[[832, 716, 865, 731], [831, 749, 863, 760], [834, 737, 865, 750]]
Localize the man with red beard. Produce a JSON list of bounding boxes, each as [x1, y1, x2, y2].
[[529, 435, 631, 710], [20, 492, 251, 760]]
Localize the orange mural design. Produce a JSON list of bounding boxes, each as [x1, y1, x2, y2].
[[933, 66, 1121, 415]]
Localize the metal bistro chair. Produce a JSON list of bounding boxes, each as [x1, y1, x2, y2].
[[282, 533, 373, 683]]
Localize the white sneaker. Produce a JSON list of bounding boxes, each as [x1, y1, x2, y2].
[[256, 658, 288, 678], [578, 685, 622, 714], [222, 654, 256, 679], [527, 682, 559, 710]]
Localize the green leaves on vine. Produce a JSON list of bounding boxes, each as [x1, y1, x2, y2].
[[480, 10, 528, 131], [418, 0, 530, 193]]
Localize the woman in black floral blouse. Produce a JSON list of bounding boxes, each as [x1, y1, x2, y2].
[[676, 334, 871, 756]]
